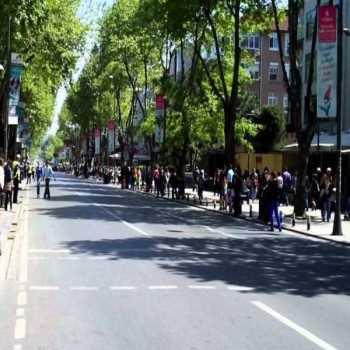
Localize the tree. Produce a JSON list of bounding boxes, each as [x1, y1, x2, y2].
[[0, 0, 86, 157], [272, 0, 320, 216], [192, 0, 271, 164], [253, 106, 286, 152]]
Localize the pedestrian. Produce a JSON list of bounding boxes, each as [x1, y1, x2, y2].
[[169, 170, 178, 199], [266, 172, 282, 232], [320, 168, 333, 222], [3, 161, 13, 211], [233, 167, 243, 217], [197, 169, 205, 203], [12, 157, 21, 204], [310, 173, 320, 211], [0, 158, 4, 208], [36, 164, 42, 198], [43, 161, 55, 200]]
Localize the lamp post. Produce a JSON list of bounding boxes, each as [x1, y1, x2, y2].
[[332, 0, 350, 235]]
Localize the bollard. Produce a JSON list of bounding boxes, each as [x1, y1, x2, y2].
[[249, 204, 253, 217], [205, 199, 208, 207], [186, 193, 190, 201], [292, 213, 296, 227], [279, 211, 283, 226], [307, 214, 311, 231], [213, 200, 216, 209]]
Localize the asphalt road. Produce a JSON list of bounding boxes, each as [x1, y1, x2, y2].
[[1, 173, 350, 350]]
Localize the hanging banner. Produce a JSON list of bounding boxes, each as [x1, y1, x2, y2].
[[317, 5, 337, 118], [155, 95, 165, 144], [8, 60, 24, 125], [95, 128, 101, 155]]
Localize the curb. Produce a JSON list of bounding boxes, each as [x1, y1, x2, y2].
[[131, 189, 350, 247], [68, 174, 350, 247]]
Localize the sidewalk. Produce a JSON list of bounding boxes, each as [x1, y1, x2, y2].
[[77, 175, 350, 246], [0, 185, 26, 261], [182, 189, 350, 246]]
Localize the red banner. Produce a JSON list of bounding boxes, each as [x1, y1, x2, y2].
[[155, 95, 165, 110], [319, 6, 337, 43]]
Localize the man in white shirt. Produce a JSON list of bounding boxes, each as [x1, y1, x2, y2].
[[42, 161, 55, 200]]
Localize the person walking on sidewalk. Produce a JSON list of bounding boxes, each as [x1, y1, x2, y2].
[[266, 172, 282, 232], [12, 157, 21, 204], [0, 158, 4, 208], [320, 168, 333, 222], [43, 161, 55, 200], [3, 161, 13, 211]]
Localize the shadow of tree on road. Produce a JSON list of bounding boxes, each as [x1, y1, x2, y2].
[[60, 235, 350, 298]]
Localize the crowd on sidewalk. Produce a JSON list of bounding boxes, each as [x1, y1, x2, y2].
[[67, 161, 350, 232], [0, 156, 56, 210]]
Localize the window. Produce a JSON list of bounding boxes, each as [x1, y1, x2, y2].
[[283, 95, 289, 112], [268, 93, 278, 106], [269, 32, 279, 50], [284, 33, 289, 56], [269, 62, 279, 80], [248, 61, 260, 80], [242, 34, 260, 50]]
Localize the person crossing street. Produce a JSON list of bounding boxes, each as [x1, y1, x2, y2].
[[42, 161, 55, 200]]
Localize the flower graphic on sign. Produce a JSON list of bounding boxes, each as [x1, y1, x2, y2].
[[320, 85, 332, 117]]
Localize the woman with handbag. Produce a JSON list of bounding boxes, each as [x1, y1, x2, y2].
[[3, 161, 13, 211]]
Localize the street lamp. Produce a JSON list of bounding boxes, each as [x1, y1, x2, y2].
[[332, 1, 350, 236]]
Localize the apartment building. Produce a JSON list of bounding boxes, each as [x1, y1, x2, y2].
[[244, 25, 290, 114]]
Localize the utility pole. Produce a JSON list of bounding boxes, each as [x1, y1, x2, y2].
[[332, 1, 343, 236]]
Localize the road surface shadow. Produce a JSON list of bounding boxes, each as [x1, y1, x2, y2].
[[60, 235, 350, 298]]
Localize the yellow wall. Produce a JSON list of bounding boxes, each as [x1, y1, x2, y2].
[[235, 153, 283, 173]]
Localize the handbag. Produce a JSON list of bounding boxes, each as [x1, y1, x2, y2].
[[4, 181, 13, 192]]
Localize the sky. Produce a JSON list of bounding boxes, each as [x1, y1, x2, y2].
[[46, 0, 115, 138]]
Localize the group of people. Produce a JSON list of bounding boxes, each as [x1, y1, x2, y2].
[[0, 156, 56, 211], [68, 158, 349, 231], [0, 156, 22, 211]]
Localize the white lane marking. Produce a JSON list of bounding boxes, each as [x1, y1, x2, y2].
[[29, 249, 71, 254], [227, 285, 255, 292], [28, 257, 49, 261], [91, 198, 150, 237], [120, 220, 150, 237], [14, 318, 26, 340], [29, 286, 59, 291], [70, 286, 99, 291], [16, 308, 25, 317], [19, 204, 29, 283], [188, 285, 216, 290], [57, 256, 80, 260], [148, 285, 178, 290], [252, 301, 338, 350], [14, 344, 23, 350], [17, 292, 27, 306], [110, 286, 137, 291], [203, 226, 236, 238], [88, 256, 110, 260]]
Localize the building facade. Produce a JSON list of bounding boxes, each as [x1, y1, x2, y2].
[[244, 26, 290, 114]]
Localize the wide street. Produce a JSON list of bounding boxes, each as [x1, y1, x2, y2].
[[1, 173, 350, 350]]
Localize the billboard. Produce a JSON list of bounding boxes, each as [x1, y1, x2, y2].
[[317, 5, 337, 118]]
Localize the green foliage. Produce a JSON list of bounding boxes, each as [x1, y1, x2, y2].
[[252, 105, 287, 152], [1, 0, 86, 152]]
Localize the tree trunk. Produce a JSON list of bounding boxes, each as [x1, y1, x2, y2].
[[224, 105, 235, 166], [294, 138, 310, 217]]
